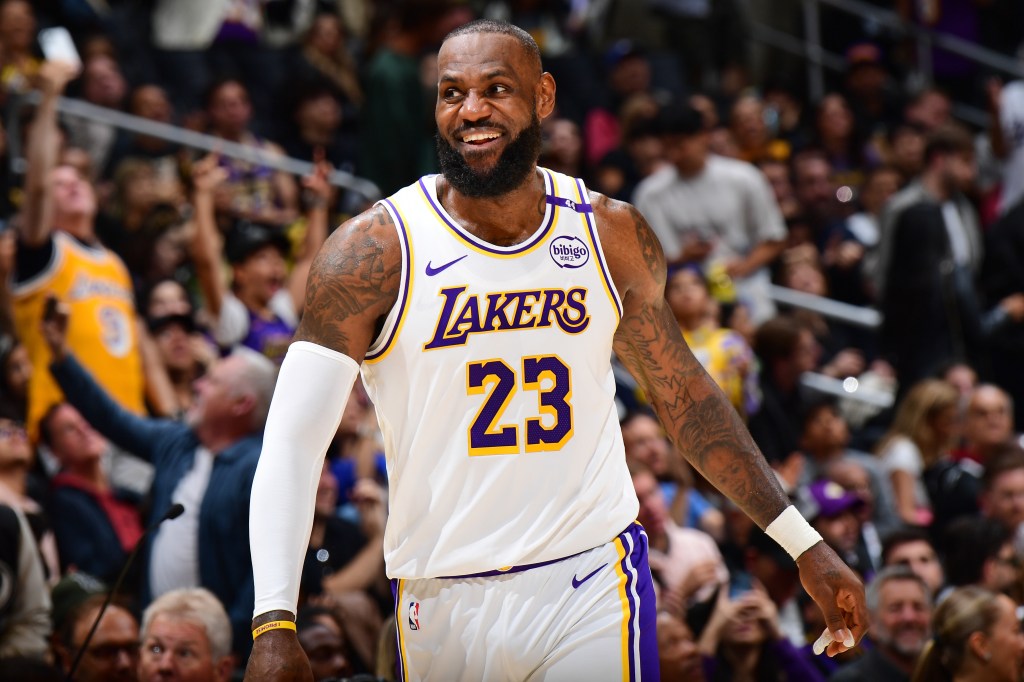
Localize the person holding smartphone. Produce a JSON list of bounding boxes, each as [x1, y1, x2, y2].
[[11, 60, 145, 441]]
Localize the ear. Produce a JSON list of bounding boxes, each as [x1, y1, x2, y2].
[[536, 72, 556, 121], [967, 630, 991, 662], [216, 654, 236, 682], [232, 393, 255, 417]]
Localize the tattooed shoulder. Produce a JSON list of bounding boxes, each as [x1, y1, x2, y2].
[[590, 191, 666, 295], [294, 205, 402, 356]]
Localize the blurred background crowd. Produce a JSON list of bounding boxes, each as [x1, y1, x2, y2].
[[2, 0, 1024, 681]]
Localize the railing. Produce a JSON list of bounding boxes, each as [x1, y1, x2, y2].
[[8, 92, 381, 201], [750, 0, 1024, 128], [768, 284, 881, 329]]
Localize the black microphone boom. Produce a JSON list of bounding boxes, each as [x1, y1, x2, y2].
[[65, 503, 185, 681]]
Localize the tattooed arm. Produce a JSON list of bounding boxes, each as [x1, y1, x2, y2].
[[245, 205, 401, 682], [596, 193, 867, 656]]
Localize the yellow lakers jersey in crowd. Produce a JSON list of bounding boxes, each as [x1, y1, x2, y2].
[[13, 232, 144, 439], [362, 169, 638, 579]]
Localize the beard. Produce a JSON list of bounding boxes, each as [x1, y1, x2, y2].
[[436, 114, 543, 198]]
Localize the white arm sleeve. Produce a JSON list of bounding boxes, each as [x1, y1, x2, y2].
[[250, 340, 360, 618]]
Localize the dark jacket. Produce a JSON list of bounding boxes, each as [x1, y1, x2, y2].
[[829, 645, 909, 682], [50, 355, 261, 661], [48, 476, 142, 586]]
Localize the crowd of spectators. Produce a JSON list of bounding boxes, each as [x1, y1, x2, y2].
[[1, 0, 1024, 681]]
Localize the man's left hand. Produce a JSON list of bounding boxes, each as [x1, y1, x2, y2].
[[797, 541, 868, 657]]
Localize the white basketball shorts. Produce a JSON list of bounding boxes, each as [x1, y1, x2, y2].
[[390, 523, 658, 681]]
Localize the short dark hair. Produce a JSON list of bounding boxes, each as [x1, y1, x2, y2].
[[943, 516, 1013, 587], [924, 124, 974, 164], [443, 19, 542, 75], [38, 402, 68, 448], [655, 102, 705, 137], [982, 443, 1024, 491], [881, 526, 935, 565], [753, 315, 804, 366]]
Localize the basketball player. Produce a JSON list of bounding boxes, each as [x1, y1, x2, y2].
[[245, 20, 866, 681]]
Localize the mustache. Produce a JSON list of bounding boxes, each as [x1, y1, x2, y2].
[[453, 122, 509, 137]]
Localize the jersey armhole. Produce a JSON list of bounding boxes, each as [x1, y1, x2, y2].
[[571, 178, 623, 321], [364, 198, 412, 362]]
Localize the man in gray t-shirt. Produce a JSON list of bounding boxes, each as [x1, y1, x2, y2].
[[633, 104, 786, 323]]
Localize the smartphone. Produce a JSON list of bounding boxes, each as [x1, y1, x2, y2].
[[38, 27, 82, 68], [42, 296, 60, 322]]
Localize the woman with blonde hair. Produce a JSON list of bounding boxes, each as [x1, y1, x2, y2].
[[912, 586, 1024, 682], [876, 379, 960, 526]]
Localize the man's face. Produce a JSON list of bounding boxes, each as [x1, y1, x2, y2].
[[0, 418, 31, 469], [813, 509, 860, 556], [208, 82, 252, 136], [132, 86, 172, 124], [47, 404, 107, 468], [886, 540, 944, 595], [298, 621, 350, 681], [793, 157, 835, 218], [632, 470, 669, 536], [71, 605, 139, 682], [435, 32, 552, 198], [138, 615, 229, 682], [800, 406, 849, 456], [662, 132, 709, 173], [986, 542, 1019, 594], [84, 57, 127, 108], [965, 387, 1013, 452], [873, 579, 931, 659], [233, 245, 287, 306], [51, 165, 98, 221], [186, 356, 245, 429], [621, 415, 671, 476], [942, 151, 977, 192], [984, 468, 1024, 529]]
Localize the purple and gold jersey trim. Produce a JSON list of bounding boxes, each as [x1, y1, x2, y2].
[[365, 198, 414, 363], [573, 178, 624, 321], [417, 170, 557, 258]]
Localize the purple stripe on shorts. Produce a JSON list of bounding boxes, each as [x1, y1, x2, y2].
[[621, 524, 660, 681], [389, 579, 405, 682]]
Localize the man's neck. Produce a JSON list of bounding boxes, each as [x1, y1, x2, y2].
[[56, 217, 96, 243], [66, 463, 108, 492], [0, 468, 27, 495], [919, 170, 951, 203], [436, 170, 549, 247], [675, 158, 707, 180], [197, 424, 249, 454], [879, 643, 919, 675], [301, 125, 333, 147]]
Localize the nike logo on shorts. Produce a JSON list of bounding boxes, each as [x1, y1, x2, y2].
[[425, 255, 467, 276], [572, 563, 607, 589]]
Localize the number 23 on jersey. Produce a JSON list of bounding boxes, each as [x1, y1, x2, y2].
[[467, 355, 573, 456]]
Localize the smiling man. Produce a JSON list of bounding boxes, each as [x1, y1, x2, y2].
[[245, 20, 867, 681]]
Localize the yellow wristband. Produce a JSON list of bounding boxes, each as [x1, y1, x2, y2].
[[252, 620, 297, 640]]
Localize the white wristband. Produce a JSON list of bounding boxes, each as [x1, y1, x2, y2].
[[765, 505, 822, 560]]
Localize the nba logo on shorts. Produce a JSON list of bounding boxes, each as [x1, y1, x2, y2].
[[408, 601, 421, 631]]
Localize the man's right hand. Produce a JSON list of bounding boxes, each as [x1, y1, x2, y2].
[[244, 612, 314, 682], [37, 60, 80, 97]]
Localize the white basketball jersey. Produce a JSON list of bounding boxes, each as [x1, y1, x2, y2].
[[362, 169, 639, 579]]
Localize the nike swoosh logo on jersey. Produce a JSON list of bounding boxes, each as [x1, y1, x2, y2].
[[425, 255, 468, 276], [572, 563, 608, 589]]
